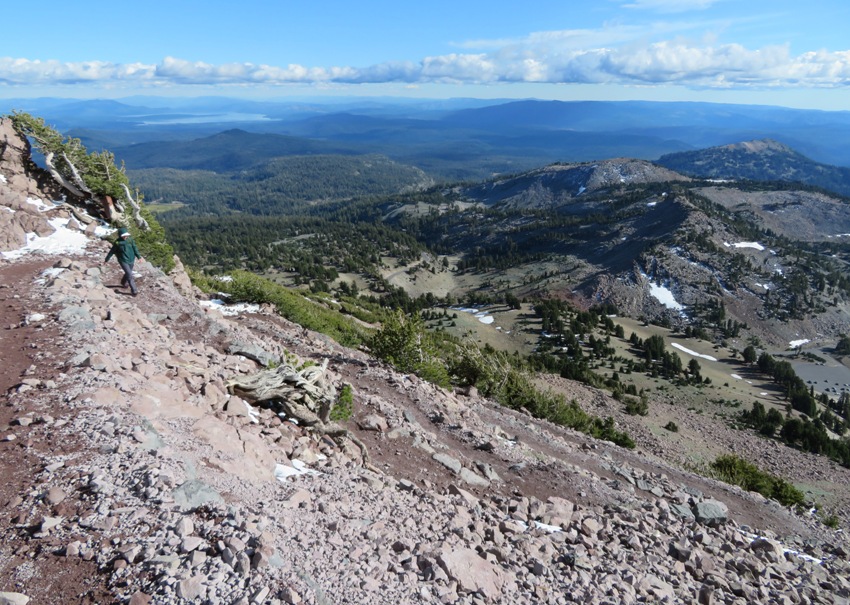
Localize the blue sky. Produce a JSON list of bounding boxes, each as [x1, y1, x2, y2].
[[2, 0, 849, 109]]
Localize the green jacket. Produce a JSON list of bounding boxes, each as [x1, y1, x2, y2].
[[105, 237, 142, 265]]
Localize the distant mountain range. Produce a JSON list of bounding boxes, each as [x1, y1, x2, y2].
[[5, 96, 850, 182]]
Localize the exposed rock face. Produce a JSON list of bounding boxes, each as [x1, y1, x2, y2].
[[0, 118, 54, 251], [2, 118, 850, 604]]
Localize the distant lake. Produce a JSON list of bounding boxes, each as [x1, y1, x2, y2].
[[138, 112, 275, 125]]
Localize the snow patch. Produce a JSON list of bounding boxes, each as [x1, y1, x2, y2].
[[274, 459, 320, 481], [646, 201, 657, 207], [670, 343, 718, 362], [34, 267, 67, 285], [724, 241, 765, 251], [731, 374, 742, 380], [452, 306, 496, 326], [1, 217, 91, 260], [0, 174, 6, 183], [199, 299, 261, 316], [25, 197, 55, 212], [788, 339, 810, 349], [648, 282, 684, 311]]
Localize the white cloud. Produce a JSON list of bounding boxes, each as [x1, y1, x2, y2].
[[2, 30, 850, 91]]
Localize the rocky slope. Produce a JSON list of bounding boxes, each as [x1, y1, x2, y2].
[[2, 119, 850, 605]]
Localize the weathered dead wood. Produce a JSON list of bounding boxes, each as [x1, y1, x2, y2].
[[227, 359, 373, 468], [43, 151, 86, 198], [120, 183, 150, 231]]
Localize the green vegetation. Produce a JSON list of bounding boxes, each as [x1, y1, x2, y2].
[[191, 270, 371, 347], [710, 454, 806, 508], [368, 310, 450, 388], [625, 398, 649, 416], [366, 310, 635, 448], [8, 112, 175, 271], [663, 421, 679, 432], [836, 335, 850, 356], [822, 513, 841, 529], [330, 384, 354, 422], [740, 401, 850, 467], [130, 153, 429, 217]]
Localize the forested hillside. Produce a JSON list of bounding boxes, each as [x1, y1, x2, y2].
[[131, 153, 433, 216]]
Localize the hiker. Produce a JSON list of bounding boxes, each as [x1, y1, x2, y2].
[[104, 227, 144, 296]]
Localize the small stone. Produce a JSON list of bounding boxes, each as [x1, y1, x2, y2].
[[128, 592, 152, 605], [64, 541, 81, 557], [176, 575, 206, 600], [45, 487, 67, 505], [175, 516, 194, 537], [39, 516, 63, 533], [188, 550, 207, 568], [250, 587, 270, 604], [279, 586, 302, 604], [181, 536, 205, 553], [0, 593, 31, 605]]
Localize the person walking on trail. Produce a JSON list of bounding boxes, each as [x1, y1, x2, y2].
[[105, 227, 144, 296]]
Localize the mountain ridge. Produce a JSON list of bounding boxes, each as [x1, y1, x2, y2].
[[657, 137, 850, 196]]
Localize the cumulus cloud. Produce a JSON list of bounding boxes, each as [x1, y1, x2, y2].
[[0, 58, 156, 85], [2, 31, 849, 91]]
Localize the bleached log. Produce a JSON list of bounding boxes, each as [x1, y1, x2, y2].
[[61, 151, 93, 195], [43, 151, 86, 198], [121, 183, 150, 231], [58, 203, 94, 225]]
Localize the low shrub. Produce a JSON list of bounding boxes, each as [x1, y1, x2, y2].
[[710, 454, 806, 508], [330, 384, 354, 422]]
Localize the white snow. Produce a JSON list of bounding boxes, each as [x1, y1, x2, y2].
[[199, 299, 261, 316], [577, 186, 586, 195], [724, 241, 765, 251], [1, 217, 93, 260], [25, 196, 55, 211], [452, 306, 496, 325], [34, 267, 68, 285], [670, 343, 718, 362], [731, 374, 742, 380], [755, 283, 770, 290], [739, 529, 822, 565], [0, 174, 6, 183], [648, 282, 684, 311], [274, 459, 320, 481], [788, 339, 810, 349], [646, 201, 657, 207], [475, 313, 495, 325], [531, 521, 563, 534]]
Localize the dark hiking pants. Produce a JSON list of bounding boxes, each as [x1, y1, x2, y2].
[[119, 261, 137, 294]]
